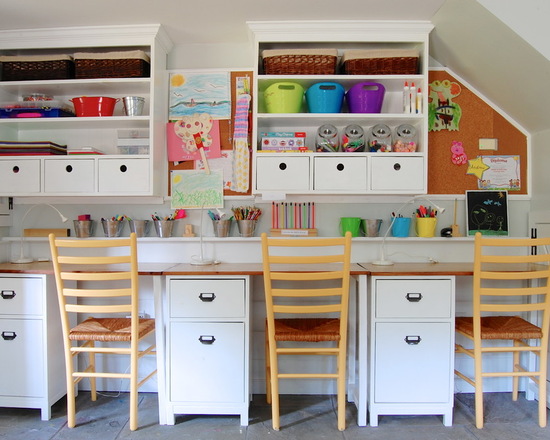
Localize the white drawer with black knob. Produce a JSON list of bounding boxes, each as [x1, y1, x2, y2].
[[314, 156, 367, 191], [256, 156, 310, 191]]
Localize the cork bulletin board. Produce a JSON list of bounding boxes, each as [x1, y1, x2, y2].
[[167, 70, 253, 197], [427, 70, 528, 195]]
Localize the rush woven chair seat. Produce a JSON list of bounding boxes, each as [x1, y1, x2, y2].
[[455, 232, 550, 429], [261, 232, 352, 431], [49, 232, 156, 431]]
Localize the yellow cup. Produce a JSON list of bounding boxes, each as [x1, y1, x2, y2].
[[415, 217, 437, 238]]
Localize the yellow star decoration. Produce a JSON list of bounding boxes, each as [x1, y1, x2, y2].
[[466, 156, 490, 179]]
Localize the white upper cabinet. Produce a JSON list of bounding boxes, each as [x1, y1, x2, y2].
[[248, 20, 433, 195]]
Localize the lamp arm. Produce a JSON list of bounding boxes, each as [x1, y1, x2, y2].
[[14, 204, 68, 264], [372, 195, 445, 266]]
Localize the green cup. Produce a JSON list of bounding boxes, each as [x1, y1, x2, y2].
[[340, 217, 361, 237]]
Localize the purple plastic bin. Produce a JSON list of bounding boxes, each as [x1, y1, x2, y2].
[[346, 82, 385, 113]]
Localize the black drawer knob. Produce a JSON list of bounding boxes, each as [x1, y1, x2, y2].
[[404, 335, 421, 345], [198, 292, 216, 302], [1, 290, 16, 300], [198, 335, 216, 345], [1, 331, 17, 341], [406, 292, 423, 302]]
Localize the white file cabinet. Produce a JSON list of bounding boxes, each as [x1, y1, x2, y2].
[[0, 274, 66, 420], [165, 276, 250, 425], [368, 276, 455, 426]]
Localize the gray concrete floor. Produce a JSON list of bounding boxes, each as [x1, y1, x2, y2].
[[0, 392, 548, 439]]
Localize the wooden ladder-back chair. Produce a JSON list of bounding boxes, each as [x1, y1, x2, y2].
[[49, 232, 156, 431], [455, 232, 550, 428], [261, 231, 352, 431]]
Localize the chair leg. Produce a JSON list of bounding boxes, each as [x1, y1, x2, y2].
[[268, 341, 280, 431], [265, 328, 272, 404], [88, 343, 97, 401], [337, 351, 346, 431], [64, 353, 77, 429], [129, 350, 139, 431], [474, 349, 484, 429], [539, 353, 548, 428], [512, 340, 521, 401]]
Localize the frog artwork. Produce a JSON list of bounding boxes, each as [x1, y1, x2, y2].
[[428, 79, 462, 132]]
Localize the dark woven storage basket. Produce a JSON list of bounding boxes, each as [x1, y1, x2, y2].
[[263, 54, 337, 75], [343, 56, 419, 75], [75, 58, 150, 79], [1, 59, 75, 81]]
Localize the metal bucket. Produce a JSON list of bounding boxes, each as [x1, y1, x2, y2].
[[128, 219, 151, 237], [122, 96, 145, 116], [73, 220, 95, 238]]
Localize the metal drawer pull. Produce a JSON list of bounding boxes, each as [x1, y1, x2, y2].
[[198, 292, 216, 302], [405, 292, 423, 302], [198, 335, 216, 345], [1, 331, 17, 341], [404, 335, 421, 345], [1, 290, 16, 299]]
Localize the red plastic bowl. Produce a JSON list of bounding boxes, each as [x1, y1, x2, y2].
[[71, 96, 118, 117]]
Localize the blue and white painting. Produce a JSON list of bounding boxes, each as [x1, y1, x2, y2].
[[169, 71, 231, 120]]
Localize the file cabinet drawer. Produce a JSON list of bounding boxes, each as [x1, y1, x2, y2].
[[0, 276, 43, 316], [375, 278, 452, 319], [169, 278, 246, 318]]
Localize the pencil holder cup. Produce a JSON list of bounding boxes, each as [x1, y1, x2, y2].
[[212, 219, 232, 237], [391, 217, 411, 237], [415, 217, 438, 238], [128, 220, 151, 237], [339, 217, 361, 237], [363, 219, 382, 237], [73, 220, 95, 238], [237, 220, 257, 237], [101, 219, 125, 237], [153, 220, 174, 238]]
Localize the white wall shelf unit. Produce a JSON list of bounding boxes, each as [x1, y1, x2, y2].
[[0, 25, 172, 198], [248, 20, 433, 196]]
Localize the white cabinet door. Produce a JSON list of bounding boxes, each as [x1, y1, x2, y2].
[[98, 158, 150, 193], [314, 156, 367, 191], [170, 322, 245, 403], [0, 160, 41, 193], [370, 156, 424, 192], [44, 159, 95, 193], [374, 322, 452, 403], [256, 156, 310, 191]]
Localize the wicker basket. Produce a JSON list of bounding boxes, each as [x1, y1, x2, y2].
[[0, 55, 74, 81], [342, 49, 419, 75], [262, 49, 338, 75], [74, 50, 150, 79]]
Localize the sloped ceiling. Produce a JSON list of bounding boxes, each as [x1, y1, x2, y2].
[[431, 0, 550, 134], [0, 0, 548, 134]]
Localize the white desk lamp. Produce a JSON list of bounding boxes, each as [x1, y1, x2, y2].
[[372, 196, 445, 266], [13, 204, 68, 264]]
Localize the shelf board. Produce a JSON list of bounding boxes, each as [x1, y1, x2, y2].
[[0, 115, 150, 129], [0, 78, 151, 96]]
